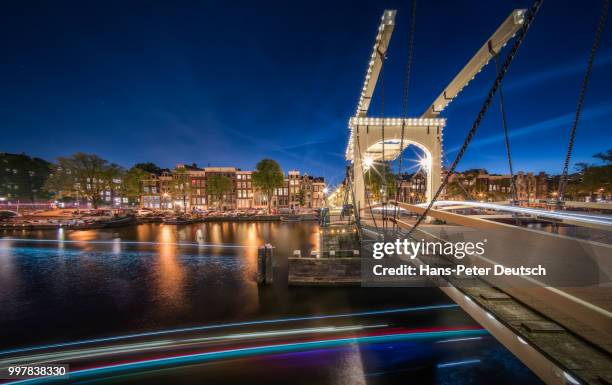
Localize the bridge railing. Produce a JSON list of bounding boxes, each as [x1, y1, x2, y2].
[[388, 201, 612, 339]]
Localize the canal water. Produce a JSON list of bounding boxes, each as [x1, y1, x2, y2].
[[0, 222, 543, 384]]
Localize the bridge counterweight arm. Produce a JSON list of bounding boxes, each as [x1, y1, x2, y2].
[[421, 9, 526, 118], [355, 10, 396, 118]]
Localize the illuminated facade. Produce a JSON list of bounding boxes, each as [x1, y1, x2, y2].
[[140, 165, 325, 211]]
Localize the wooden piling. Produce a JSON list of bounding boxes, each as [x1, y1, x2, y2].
[[265, 243, 274, 284], [257, 246, 266, 284]]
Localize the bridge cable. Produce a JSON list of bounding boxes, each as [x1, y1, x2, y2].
[[493, 53, 518, 203], [354, 123, 381, 234], [405, 0, 544, 237], [343, 168, 351, 223], [380, 51, 387, 230], [558, 0, 609, 202], [346, 166, 362, 241], [394, 0, 418, 233]]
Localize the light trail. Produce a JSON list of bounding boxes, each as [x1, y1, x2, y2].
[[0, 304, 459, 356], [422, 200, 612, 227], [1, 325, 386, 367], [434, 336, 483, 344], [0, 238, 259, 249], [437, 358, 481, 368], [5, 328, 487, 384]]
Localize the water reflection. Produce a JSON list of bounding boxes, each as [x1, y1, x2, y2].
[[0, 222, 312, 348], [151, 225, 186, 311]]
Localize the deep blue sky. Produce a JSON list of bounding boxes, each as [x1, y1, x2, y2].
[[2, 0, 611, 186]]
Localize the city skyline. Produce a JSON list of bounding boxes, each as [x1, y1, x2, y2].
[[2, 1, 611, 186]]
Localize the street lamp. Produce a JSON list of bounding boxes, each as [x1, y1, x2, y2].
[[363, 155, 374, 171], [163, 192, 169, 209], [418, 154, 431, 173]]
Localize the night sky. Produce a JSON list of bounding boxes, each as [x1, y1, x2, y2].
[[2, 0, 611, 186]]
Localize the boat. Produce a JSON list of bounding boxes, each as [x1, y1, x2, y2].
[[280, 214, 301, 222], [163, 215, 191, 225], [68, 220, 106, 230], [104, 215, 137, 228]]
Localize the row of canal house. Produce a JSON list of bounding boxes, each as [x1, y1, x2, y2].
[[392, 169, 550, 204], [140, 164, 325, 211]]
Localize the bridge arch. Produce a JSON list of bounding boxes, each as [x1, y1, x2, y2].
[[347, 117, 445, 214]]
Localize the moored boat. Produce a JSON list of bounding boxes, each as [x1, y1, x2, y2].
[[280, 214, 301, 222]]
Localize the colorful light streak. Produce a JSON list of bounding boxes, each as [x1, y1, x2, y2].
[[0, 304, 459, 357], [1, 325, 386, 366], [6, 328, 487, 385], [434, 336, 483, 344], [437, 358, 481, 368]]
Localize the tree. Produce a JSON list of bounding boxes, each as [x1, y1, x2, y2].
[[252, 159, 284, 213], [574, 162, 589, 172], [0, 153, 52, 202], [133, 162, 163, 175], [582, 165, 612, 197], [206, 174, 233, 209], [365, 162, 397, 202], [297, 189, 305, 206], [44, 153, 123, 208], [593, 149, 612, 164], [565, 150, 612, 200], [122, 166, 149, 206]]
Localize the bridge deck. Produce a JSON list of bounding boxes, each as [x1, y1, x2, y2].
[[354, 203, 612, 385]]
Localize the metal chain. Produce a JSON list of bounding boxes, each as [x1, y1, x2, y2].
[[558, 0, 609, 201], [406, 0, 544, 237], [494, 54, 518, 203], [397, 0, 417, 186], [355, 126, 380, 233], [380, 52, 387, 229], [394, 0, 418, 231], [346, 166, 361, 240]]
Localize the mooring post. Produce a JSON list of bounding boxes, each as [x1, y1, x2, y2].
[[257, 246, 266, 284], [265, 243, 274, 284]]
